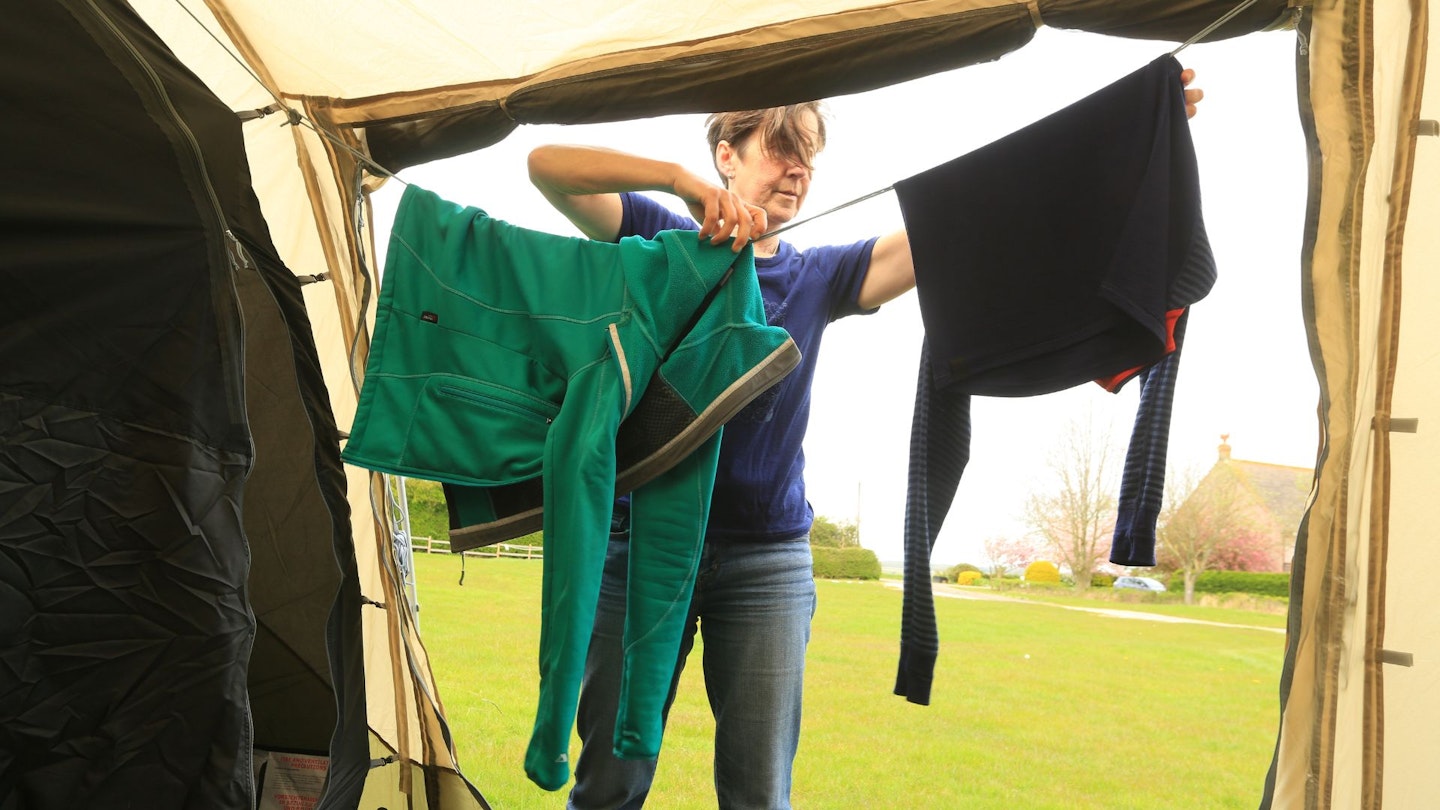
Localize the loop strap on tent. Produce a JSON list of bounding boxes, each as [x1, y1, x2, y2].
[[171, 0, 407, 184], [1025, 1, 1043, 29], [236, 102, 283, 122], [1380, 650, 1415, 667]]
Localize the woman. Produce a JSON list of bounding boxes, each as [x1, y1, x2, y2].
[[528, 71, 1201, 810]]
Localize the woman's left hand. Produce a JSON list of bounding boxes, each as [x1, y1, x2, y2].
[[1181, 68, 1204, 119]]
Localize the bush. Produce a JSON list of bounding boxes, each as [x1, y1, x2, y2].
[[1023, 560, 1061, 584], [1024, 581, 1068, 591], [812, 546, 881, 580], [810, 515, 860, 548], [1191, 570, 1290, 598], [1091, 572, 1115, 588], [987, 575, 1023, 590], [946, 562, 982, 582], [956, 570, 984, 586], [404, 478, 450, 542]]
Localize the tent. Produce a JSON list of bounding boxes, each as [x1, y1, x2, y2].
[[1, 0, 1432, 808]]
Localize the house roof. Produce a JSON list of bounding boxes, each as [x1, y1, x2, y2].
[[1211, 438, 1312, 531], [1227, 459, 1313, 530]]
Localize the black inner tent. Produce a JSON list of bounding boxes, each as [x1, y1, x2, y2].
[[0, 2, 366, 807]]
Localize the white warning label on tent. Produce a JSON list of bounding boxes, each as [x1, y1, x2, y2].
[[256, 750, 330, 810]]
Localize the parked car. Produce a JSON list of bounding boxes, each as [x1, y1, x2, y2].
[[1113, 576, 1167, 592]]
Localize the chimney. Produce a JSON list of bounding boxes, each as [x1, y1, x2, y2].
[[1218, 434, 1232, 461]]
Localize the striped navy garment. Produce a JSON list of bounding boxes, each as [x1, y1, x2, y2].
[[892, 340, 1182, 704], [895, 341, 971, 706], [1110, 346, 1183, 567], [1110, 205, 1216, 566], [892, 54, 1216, 704]]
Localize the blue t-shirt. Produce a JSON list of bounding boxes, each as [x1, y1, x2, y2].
[[619, 192, 878, 542]]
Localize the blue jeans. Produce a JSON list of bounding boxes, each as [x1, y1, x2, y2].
[[567, 534, 816, 810]]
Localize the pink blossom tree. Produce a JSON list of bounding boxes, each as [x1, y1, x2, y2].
[[1209, 527, 1280, 572], [1023, 415, 1119, 591], [1157, 465, 1268, 603], [982, 534, 1041, 589]]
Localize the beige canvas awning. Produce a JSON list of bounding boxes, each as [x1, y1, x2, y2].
[[1262, 2, 1440, 808]]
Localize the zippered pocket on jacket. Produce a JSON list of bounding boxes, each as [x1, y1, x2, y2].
[[401, 379, 558, 483], [437, 385, 556, 425]]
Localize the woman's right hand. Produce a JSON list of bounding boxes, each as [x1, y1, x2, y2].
[[674, 171, 767, 252]]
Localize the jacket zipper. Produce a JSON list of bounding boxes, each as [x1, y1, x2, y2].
[[437, 385, 555, 424], [607, 324, 633, 413]]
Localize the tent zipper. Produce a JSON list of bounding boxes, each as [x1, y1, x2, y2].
[[82, 0, 236, 247], [81, 0, 259, 803]]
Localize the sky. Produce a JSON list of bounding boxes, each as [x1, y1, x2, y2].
[[371, 27, 1314, 567]]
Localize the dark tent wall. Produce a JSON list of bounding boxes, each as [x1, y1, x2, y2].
[[0, 1, 361, 807]]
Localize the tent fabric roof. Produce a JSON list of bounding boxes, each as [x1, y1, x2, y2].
[[160, 0, 1296, 169]]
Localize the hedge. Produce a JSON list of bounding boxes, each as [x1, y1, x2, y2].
[[812, 546, 881, 580], [1190, 570, 1290, 598]]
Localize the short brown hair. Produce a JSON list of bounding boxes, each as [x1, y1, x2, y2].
[[705, 103, 827, 185]]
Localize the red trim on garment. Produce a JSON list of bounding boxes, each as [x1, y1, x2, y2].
[[1094, 307, 1185, 392]]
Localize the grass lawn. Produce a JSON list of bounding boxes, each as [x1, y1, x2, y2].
[[411, 554, 1283, 809]]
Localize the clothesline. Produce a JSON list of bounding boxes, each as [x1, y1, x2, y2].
[[176, 0, 1262, 216], [756, 0, 1265, 241]]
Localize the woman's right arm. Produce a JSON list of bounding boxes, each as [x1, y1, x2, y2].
[[527, 144, 765, 250]]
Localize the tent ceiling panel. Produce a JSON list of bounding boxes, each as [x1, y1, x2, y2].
[[208, 0, 909, 96], [364, 2, 1048, 168], [358, 0, 1294, 169], [196, 0, 1289, 99], [150, 0, 1293, 170]]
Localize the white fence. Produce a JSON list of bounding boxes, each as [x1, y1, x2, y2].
[[413, 535, 542, 559]]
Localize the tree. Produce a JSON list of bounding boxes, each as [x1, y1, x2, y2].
[[809, 514, 860, 548], [1023, 415, 1119, 591], [1156, 465, 1258, 604], [1208, 526, 1279, 573], [982, 534, 1039, 589]]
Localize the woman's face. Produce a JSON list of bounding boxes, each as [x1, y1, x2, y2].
[[719, 111, 819, 227]]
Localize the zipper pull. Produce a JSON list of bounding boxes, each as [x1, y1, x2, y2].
[[226, 230, 256, 272]]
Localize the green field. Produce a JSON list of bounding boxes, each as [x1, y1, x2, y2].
[[411, 554, 1284, 809]]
